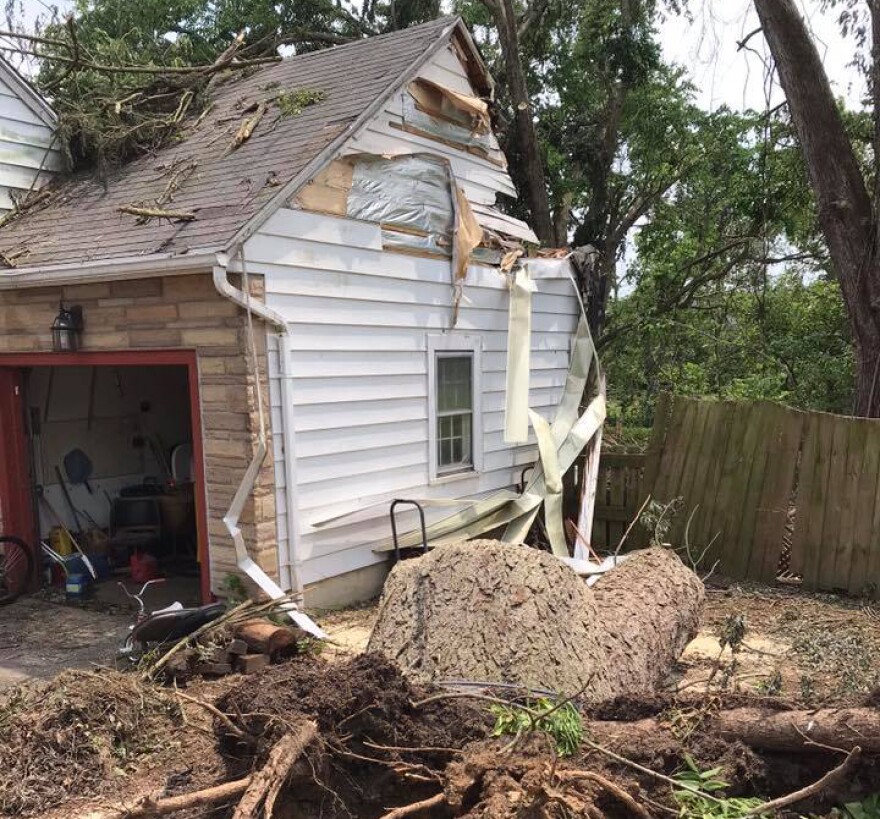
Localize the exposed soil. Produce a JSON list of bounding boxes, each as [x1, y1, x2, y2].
[[674, 580, 880, 704]]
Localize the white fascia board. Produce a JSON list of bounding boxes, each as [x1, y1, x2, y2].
[[0, 248, 219, 289]]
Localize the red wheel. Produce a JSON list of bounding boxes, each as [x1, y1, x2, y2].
[[0, 537, 32, 604]]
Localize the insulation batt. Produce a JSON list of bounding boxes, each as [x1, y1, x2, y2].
[[367, 541, 704, 696]]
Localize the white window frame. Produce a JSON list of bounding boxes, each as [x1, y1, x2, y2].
[[427, 334, 483, 483]]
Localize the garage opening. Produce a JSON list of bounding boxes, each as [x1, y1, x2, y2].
[[0, 354, 209, 610]]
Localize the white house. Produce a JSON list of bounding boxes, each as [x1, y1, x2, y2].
[[0, 17, 590, 610]]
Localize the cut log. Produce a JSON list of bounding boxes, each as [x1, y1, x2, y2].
[[714, 707, 880, 753], [591, 547, 704, 694], [367, 542, 703, 697], [234, 619, 301, 655], [588, 707, 880, 754]]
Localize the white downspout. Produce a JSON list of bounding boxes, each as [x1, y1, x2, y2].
[[212, 251, 324, 638]]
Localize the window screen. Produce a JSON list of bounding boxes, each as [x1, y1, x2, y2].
[[436, 354, 473, 471]]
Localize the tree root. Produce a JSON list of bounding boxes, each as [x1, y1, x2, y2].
[[116, 776, 253, 817], [558, 770, 652, 819], [232, 719, 318, 819], [378, 792, 446, 818], [745, 746, 861, 816]]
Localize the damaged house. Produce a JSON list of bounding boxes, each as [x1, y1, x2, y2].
[[0, 17, 592, 608]]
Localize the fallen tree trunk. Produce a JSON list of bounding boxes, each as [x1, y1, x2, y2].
[[367, 543, 703, 697], [592, 547, 704, 694], [589, 707, 880, 754]]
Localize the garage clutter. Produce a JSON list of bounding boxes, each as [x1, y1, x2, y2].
[[25, 364, 199, 602]]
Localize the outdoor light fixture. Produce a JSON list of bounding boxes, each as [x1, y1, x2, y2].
[[51, 302, 84, 352]]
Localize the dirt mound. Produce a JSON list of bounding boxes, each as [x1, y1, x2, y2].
[[0, 669, 184, 816], [368, 542, 703, 697], [216, 652, 491, 818]]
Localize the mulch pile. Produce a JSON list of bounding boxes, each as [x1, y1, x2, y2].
[[0, 669, 185, 816]]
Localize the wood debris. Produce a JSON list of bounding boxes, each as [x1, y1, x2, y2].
[[225, 100, 268, 155], [118, 204, 196, 222]]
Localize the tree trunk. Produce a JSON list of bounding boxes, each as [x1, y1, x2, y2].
[[367, 543, 703, 697], [754, 0, 880, 415], [490, 0, 554, 244], [589, 706, 880, 754], [591, 548, 704, 696]]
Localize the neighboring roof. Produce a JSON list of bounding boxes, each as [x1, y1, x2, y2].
[[0, 55, 57, 128], [0, 17, 472, 272]]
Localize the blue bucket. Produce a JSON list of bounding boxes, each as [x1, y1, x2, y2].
[[65, 572, 89, 600]]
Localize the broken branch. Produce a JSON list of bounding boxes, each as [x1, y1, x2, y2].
[[118, 204, 196, 221], [745, 746, 861, 816], [225, 100, 268, 155], [231, 719, 318, 819], [558, 770, 652, 819]]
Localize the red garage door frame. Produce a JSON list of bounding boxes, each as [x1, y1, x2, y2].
[[0, 349, 211, 603]]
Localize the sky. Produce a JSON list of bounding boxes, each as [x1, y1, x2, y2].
[[659, 0, 865, 113]]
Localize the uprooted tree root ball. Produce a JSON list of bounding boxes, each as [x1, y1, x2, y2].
[[3, 652, 880, 818], [214, 652, 491, 817]]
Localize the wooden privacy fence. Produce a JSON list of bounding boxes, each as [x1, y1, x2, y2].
[[593, 394, 880, 595], [591, 452, 646, 550]]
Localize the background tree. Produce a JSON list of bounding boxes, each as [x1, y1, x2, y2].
[[752, 0, 880, 416]]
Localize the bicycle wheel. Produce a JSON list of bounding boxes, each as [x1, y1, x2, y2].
[[0, 536, 32, 605]]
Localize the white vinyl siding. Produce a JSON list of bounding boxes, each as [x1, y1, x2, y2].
[[0, 65, 60, 213], [244, 45, 579, 588], [247, 207, 578, 585]]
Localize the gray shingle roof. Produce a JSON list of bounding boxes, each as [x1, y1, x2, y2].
[[0, 17, 458, 271]]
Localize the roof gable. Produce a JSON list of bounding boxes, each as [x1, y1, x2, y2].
[[0, 17, 481, 273], [0, 55, 57, 129]]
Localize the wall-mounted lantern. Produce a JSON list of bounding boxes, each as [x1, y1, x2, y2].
[[51, 303, 84, 352]]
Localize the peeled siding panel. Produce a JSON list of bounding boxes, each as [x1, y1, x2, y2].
[[255, 226, 579, 585], [343, 48, 517, 205]]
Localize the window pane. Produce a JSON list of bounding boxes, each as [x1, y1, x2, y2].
[[437, 355, 472, 412], [460, 413, 472, 465], [437, 411, 473, 469]]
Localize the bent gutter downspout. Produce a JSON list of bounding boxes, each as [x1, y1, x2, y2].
[[212, 251, 325, 639]]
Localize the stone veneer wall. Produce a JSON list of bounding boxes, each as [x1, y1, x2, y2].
[[0, 272, 279, 592]]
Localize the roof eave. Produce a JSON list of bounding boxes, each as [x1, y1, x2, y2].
[[0, 248, 218, 290]]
